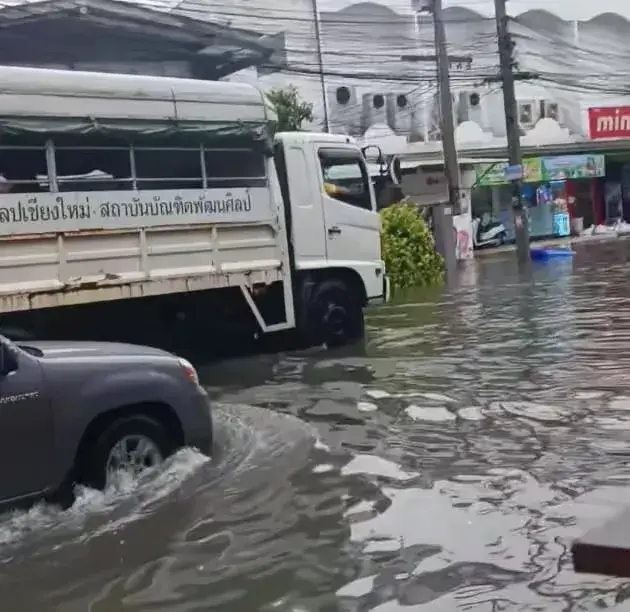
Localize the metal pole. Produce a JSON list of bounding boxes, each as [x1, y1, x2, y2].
[[311, 0, 330, 132], [494, 0, 530, 262], [431, 0, 457, 281]]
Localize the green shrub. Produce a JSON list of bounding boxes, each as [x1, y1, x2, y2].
[[380, 203, 444, 291]]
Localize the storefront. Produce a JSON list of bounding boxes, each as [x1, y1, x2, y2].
[[472, 153, 606, 240]]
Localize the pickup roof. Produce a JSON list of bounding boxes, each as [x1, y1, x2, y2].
[[0, 335, 212, 507]]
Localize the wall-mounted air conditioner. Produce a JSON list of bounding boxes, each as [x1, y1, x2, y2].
[[518, 102, 534, 128], [457, 90, 482, 124], [544, 101, 559, 121], [361, 92, 388, 133], [386, 92, 413, 134], [328, 84, 360, 134]]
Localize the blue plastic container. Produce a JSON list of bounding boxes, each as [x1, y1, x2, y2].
[[530, 246, 575, 260]]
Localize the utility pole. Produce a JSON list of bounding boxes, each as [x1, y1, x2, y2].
[[433, 0, 460, 219], [494, 0, 530, 262], [404, 0, 460, 282], [432, 0, 458, 282], [311, 0, 330, 132]]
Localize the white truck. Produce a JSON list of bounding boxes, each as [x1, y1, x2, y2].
[[0, 66, 389, 350]]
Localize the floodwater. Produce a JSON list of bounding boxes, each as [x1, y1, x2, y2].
[[4, 241, 630, 611]]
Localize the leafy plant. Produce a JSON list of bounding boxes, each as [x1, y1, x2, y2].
[[266, 86, 314, 131], [380, 203, 444, 291]]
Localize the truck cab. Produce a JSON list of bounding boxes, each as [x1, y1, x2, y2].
[[273, 132, 388, 315]]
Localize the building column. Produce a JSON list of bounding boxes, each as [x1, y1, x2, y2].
[[591, 178, 603, 225]]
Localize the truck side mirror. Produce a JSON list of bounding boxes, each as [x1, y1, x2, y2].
[[0, 340, 18, 376]]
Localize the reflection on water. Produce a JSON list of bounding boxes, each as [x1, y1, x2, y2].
[[4, 243, 630, 610]]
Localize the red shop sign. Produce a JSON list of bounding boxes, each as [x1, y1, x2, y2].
[[588, 106, 630, 139]]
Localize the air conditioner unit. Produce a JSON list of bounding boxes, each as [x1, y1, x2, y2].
[[361, 92, 388, 133], [518, 102, 534, 128], [386, 92, 413, 134], [545, 101, 559, 121], [331, 84, 356, 107], [457, 90, 482, 124], [327, 84, 360, 134]]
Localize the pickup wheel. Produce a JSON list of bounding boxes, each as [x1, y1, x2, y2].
[[302, 279, 364, 348], [78, 415, 177, 491]]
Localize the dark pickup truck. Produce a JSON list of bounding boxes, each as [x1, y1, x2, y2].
[[0, 335, 212, 508]]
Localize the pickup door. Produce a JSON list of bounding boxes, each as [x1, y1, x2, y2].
[[0, 350, 54, 501]]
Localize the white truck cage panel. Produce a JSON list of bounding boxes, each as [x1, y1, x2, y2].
[[0, 65, 274, 128]]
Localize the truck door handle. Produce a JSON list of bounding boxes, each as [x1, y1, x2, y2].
[[328, 226, 341, 236]]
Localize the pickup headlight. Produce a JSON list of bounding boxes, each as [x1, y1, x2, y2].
[[178, 357, 200, 386]]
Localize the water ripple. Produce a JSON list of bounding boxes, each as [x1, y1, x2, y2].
[[4, 243, 630, 610]]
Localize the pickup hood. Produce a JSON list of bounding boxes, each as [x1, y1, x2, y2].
[[18, 340, 174, 361]]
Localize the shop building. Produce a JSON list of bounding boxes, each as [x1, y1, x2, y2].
[[473, 152, 605, 240], [371, 121, 630, 244]]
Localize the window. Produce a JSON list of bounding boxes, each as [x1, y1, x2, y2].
[[203, 147, 266, 186], [54, 145, 132, 192], [0, 146, 48, 193], [134, 147, 203, 189], [319, 149, 372, 210]]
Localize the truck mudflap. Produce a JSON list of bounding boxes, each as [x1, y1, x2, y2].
[[367, 275, 390, 306]]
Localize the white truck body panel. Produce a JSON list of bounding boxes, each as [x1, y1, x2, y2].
[[0, 187, 285, 311]]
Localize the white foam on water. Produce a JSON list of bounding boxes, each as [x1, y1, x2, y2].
[[312, 464, 334, 474], [314, 438, 331, 452], [341, 455, 417, 481], [0, 447, 209, 550], [575, 390, 607, 400], [336, 574, 377, 598], [457, 406, 485, 421], [416, 392, 457, 404], [357, 401, 378, 413], [489, 401, 570, 422], [405, 405, 457, 422], [365, 389, 391, 400]]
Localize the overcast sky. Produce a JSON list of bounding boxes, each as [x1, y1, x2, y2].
[[318, 0, 630, 20]]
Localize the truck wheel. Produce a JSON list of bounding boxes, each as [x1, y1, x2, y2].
[[303, 279, 364, 348], [78, 414, 177, 491]]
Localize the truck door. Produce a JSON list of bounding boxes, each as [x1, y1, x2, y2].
[[276, 142, 327, 264], [0, 345, 54, 501], [318, 147, 381, 265]]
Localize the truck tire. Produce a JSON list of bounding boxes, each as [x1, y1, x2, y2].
[[302, 279, 364, 348], [78, 414, 177, 491]]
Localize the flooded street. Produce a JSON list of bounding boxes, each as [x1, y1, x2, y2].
[[5, 242, 630, 611]]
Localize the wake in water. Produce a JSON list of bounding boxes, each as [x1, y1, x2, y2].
[[0, 447, 210, 557], [0, 403, 318, 559]]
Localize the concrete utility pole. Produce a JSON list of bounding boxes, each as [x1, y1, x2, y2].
[[432, 0, 458, 281], [494, 0, 530, 262], [404, 0, 462, 282]]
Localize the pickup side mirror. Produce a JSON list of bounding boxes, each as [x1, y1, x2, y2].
[[0, 341, 18, 377]]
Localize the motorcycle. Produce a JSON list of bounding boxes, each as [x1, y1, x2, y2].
[[472, 216, 507, 248]]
